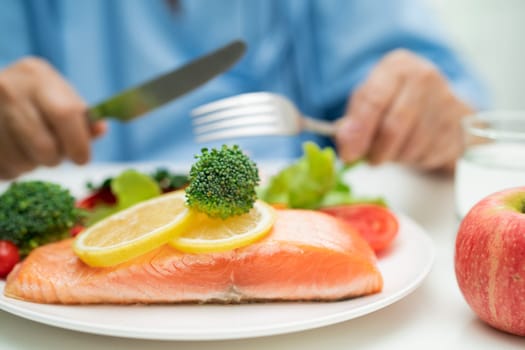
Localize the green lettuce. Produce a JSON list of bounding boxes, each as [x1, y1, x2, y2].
[[111, 169, 161, 210], [258, 142, 385, 209], [85, 169, 161, 225]]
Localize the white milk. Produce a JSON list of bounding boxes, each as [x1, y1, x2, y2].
[[455, 143, 525, 218]]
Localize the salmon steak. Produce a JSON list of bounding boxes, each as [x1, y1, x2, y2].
[[4, 210, 383, 304]]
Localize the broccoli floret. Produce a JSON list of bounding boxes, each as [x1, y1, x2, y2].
[[185, 145, 260, 219], [0, 181, 82, 256]]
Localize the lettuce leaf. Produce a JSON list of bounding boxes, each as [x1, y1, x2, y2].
[[111, 169, 161, 210], [85, 169, 161, 225], [259, 142, 385, 209]]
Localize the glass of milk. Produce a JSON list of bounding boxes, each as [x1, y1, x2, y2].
[[455, 111, 525, 218]]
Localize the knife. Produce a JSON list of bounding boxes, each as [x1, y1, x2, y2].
[[88, 40, 246, 122]]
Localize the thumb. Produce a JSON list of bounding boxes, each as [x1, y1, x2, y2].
[[336, 52, 403, 163], [90, 120, 108, 139], [335, 116, 371, 162]]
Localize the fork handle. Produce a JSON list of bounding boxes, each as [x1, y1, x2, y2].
[[302, 117, 338, 136]]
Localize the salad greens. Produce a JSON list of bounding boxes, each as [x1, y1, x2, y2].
[[258, 142, 385, 209], [83, 142, 384, 225], [111, 170, 161, 210], [150, 168, 190, 192], [84, 169, 163, 225]]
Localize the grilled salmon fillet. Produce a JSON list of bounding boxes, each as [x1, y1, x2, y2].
[[4, 210, 383, 304]]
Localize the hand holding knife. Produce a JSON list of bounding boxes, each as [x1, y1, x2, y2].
[[0, 40, 246, 180]]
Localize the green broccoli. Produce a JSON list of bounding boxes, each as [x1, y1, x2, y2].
[[0, 181, 83, 256], [185, 145, 260, 219]]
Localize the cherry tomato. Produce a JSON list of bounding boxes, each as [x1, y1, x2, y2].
[[76, 187, 116, 209], [0, 240, 20, 278], [320, 204, 399, 253], [70, 225, 85, 237]]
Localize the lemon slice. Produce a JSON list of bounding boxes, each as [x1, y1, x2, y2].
[[169, 200, 275, 253], [74, 191, 191, 267]]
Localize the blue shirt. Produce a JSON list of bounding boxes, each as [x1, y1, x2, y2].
[[0, 0, 488, 163]]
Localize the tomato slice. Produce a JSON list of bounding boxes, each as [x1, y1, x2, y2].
[[320, 204, 399, 253]]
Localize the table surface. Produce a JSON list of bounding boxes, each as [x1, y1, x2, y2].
[[1, 163, 524, 350]]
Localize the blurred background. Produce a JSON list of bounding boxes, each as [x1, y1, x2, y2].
[[429, 0, 525, 109]]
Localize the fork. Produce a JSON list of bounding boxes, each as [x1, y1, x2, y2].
[[191, 92, 339, 143]]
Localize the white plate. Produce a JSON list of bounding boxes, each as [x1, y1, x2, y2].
[[0, 164, 435, 341]]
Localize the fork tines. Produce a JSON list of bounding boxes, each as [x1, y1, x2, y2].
[[191, 93, 289, 143]]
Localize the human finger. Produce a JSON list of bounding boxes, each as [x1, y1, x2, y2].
[[31, 63, 91, 165], [416, 99, 471, 171], [366, 78, 426, 164], [2, 101, 62, 166], [90, 120, 108, 138], [416, 125, 460, 171], [395, 86, 442, 165], [0, 113, 36, 179], [396, 109, 436, 165], [335, 56, 403, 163]]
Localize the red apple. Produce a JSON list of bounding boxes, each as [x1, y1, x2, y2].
[[455, 187, 525, 336]]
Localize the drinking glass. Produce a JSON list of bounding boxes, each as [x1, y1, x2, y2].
[[455, 111, 525, 218]]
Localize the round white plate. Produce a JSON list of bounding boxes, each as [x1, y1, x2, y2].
[[0, 164, 434, 341]]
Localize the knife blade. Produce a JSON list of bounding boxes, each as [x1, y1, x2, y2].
[[88, 40, 246, 122]]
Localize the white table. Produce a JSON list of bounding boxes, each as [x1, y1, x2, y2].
[[1, 163, 524, 350]]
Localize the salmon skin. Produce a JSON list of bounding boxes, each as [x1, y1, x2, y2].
[[4, 210, 383, 304]]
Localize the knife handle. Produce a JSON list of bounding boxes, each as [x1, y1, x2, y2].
[[87, 105, 106, 122]]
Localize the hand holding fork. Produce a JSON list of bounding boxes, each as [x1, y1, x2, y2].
[[191, 92, 340, 143], [192, 50, 475, 173]]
